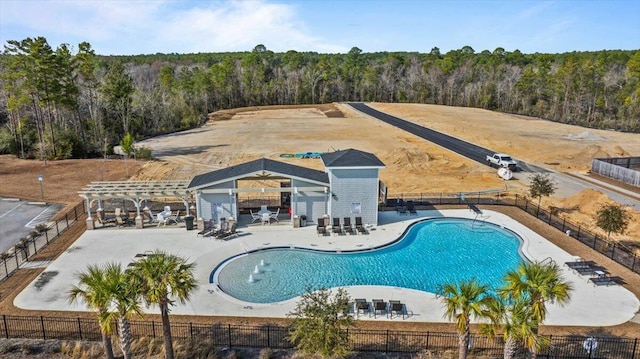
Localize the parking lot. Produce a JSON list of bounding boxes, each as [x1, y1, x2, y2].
[[0, 198, 61, 253]]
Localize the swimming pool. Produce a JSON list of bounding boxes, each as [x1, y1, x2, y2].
[[212, 218, 525, 303]]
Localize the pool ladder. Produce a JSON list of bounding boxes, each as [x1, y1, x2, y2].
[[540, 256, 556, 266]]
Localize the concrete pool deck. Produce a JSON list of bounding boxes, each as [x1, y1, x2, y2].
[[15, 209, 640, 327]]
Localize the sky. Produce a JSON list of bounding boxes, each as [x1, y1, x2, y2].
[[1, 0, 639, 56]]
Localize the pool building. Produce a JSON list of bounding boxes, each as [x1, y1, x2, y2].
[[188, 148, 385, 228]]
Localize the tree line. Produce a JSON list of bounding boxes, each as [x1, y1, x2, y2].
[[1, 37, 638, 160]]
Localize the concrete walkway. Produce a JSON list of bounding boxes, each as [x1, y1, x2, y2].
[[14, 209, 639, 326]]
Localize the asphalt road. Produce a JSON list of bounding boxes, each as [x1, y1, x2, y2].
[[346, 102, 640, 210], [347, 102, 498, 166]]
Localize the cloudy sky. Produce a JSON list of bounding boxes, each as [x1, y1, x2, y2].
[[1, 0, 639, 55]]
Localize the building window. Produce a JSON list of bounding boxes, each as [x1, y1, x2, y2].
[[351, 202, 362, 214]]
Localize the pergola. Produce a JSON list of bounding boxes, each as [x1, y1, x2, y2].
[[78, 181, 192, 229]]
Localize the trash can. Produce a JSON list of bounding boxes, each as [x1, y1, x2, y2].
[[184, 216, 194, 230], [300, 215, 307, 227], [293, 215, 300, 228]]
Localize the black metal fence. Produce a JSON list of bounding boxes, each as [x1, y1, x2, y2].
[[0, 315, 637, 358], [386, 192, 640, 275], [0, 201, 86, 282]]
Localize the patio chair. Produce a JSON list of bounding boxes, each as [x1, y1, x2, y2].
[[165, 210, 181, 225], [156, 213, 168, 227], [355, 298, 369, 317], [372, 299, 387, 318], [407, 201, 417, 215], [216, 223, 238, 240], [96, 209, 116, 227], [250, 210, 261, 223], [343, 217, 354, 235], [331, 218, 342, 235], [269, 208, 280, 223], [197, 219, 215, 237], [316, 218, 327, 236], [261, 212, 271, 225], [355, 217, 367, 234], [389, 300, 406, 319], [144, 209, 156, 224]]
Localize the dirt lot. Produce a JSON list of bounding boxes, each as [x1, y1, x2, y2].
[[132, 102, 640, 244], [0, 103, 639, 338]]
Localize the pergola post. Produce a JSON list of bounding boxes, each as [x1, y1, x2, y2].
[[85, 198, 95, 230]]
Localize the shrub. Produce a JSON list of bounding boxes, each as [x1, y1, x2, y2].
[[35, 223, 48, 232], [135, 146, 152, 160], [0, 338, 13, 354], [21, 343, 35, 354]]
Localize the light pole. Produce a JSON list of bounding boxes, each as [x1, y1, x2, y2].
[[37, 174, 44, 200]]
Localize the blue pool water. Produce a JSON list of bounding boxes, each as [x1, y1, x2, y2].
[[212, 218, 525, 303]]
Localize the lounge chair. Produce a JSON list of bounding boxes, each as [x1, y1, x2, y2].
[[407, 201, 417, 215], [389, 300, 405, 319], [332, 218, 342, 235], [468, 203, 482, 215], [216, 223, 238, 240], [355, 298, 369, 317], [355, 217, 367, 234], [316, 218, 327, 236], [565, 260, 594, 270], [269, 208, 280, 223], [589, 276, 620, 286], [197, 219, 215, 237], [372, 299, 387, 318], [343, 217, 354, 235], [250, 210, 261, 223], [209, 220, 228, 237]]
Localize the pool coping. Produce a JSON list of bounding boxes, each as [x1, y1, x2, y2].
[[13, 209, 640, 326]]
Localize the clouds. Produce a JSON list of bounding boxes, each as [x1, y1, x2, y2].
[[0, 0, 345, 55], [1, 0, 638, 55]]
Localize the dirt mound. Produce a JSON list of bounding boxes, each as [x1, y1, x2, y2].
[[566, 131, 605, 141], [613, 145, 631, 157], [554, 189, 640, 243]]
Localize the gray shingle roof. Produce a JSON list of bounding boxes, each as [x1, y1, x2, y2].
[[321, 149, 385, 168], [188, 158, 329, 189]]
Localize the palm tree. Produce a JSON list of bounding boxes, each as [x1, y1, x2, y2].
[[108, 264, 142, 359], [67, 264, 116, 359], [131, 250, 198, 359], [481, 296, 546, 359], [501, 262, 572, 324], [500, 262, 572, 358], [68, 263, 142, 359], [440, 279, 492, 359]]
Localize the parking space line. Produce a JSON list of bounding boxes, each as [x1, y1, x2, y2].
[[0, 201, 24, 220], [26, 206, 54, 228]]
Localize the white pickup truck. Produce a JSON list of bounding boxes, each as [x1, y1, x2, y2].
[[486, 153, 518, 171]]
